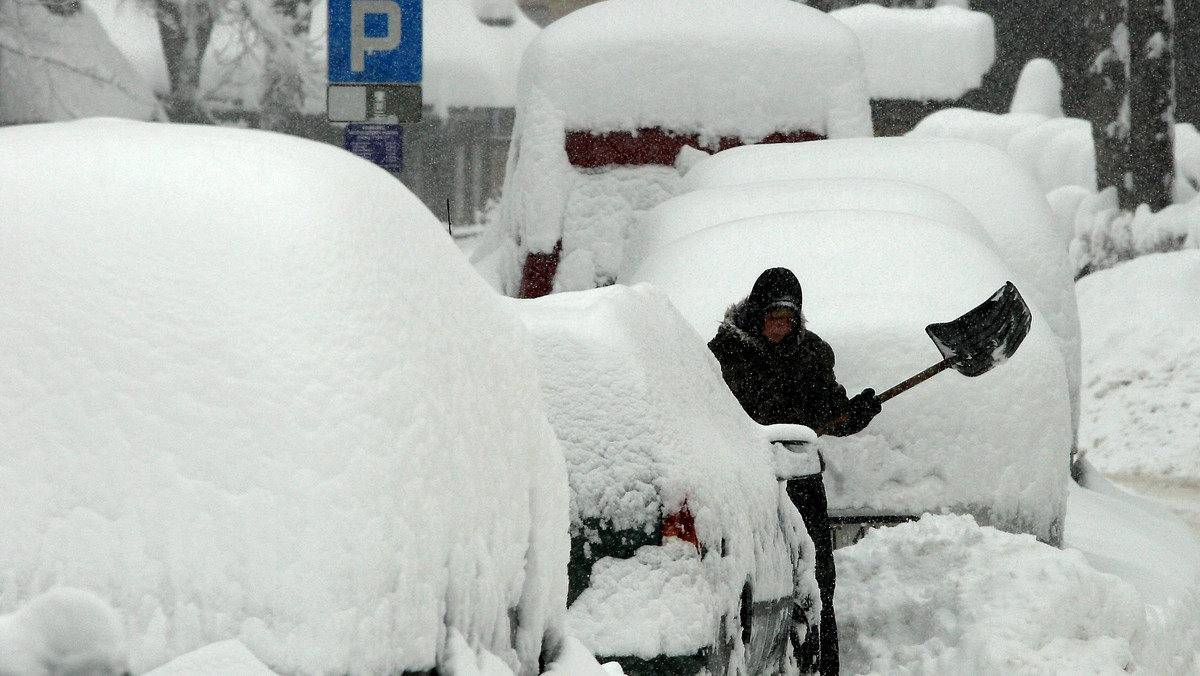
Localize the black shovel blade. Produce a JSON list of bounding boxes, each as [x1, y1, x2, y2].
[[925, 282, 1032, 378]]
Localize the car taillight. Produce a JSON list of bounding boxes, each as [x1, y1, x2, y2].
[[661, 500, 701, 553]]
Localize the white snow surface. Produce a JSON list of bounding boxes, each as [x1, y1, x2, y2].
[[1075, 250, 1200, 480], [628, 212, 1071, 541], [837, 511, 1200, 675], [680, 138, 1083, 438], [513, 284, 817, 657], [0, 1, 162, 123], [474, 0, 873, 293], [423, 0, 540, 114], [0, 119, 569, 675], [910, 105, 1200, 204], [0, 588, 129, 676], [829, 5, 994, 101], [516, 0, 871, 140], [1009, 58, 1066, 117], [143, 640, 279, 676], [619, 177, 998, 282]]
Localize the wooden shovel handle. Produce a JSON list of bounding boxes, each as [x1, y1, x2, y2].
[[813, 355, 963, 436]]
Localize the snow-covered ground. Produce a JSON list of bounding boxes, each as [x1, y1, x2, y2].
[[832, 292, 1200, 673]]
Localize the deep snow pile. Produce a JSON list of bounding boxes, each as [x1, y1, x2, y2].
[[0, 119, 568, 675], [627, 211, 1073, 543], [514, 284, 815, 658], [678, 138, 1083, 439], [837, 512, 1200, 675], [1075, 250, 1200, 481], [473, 0, 872, 295], [829, 5, 994, 101]]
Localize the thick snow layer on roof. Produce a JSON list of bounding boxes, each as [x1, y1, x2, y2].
[[680, 137, 1082, 438], [520, 0, 871, 139], [620, 177, 997, 281], [0, 1, 162, 123], [0, 119, 568, 675], [829, 5, 994, 101], [628, 211, 1072, 541], [424, 0, 540, 112], [838, 511, 1200, 674], [1076, 250, 1200, 481], [513, 284, 816, 656]]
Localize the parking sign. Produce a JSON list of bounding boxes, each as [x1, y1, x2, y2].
[[328, 0, 422, 84]]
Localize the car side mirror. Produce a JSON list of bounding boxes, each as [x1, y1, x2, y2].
[[760, 424, 820, 480], [760, 423, 816, 446]]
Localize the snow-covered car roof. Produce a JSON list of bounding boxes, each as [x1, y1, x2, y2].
[[0, 119, 568, 675], [627, 210, 1072, 543], [619, 177, 998, 282], [680, 137, 1082, 435], [472, 0, 873, 296]]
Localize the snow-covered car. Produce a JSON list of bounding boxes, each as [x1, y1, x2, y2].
[[513, 284, 821, 675], [471, 0, 872, 298], [0, 119, 569, 675], [675, 137, 1083, 452], [619, 176, 999, 282], [625, 209, 1074, 546]]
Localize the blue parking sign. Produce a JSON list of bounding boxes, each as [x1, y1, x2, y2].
[[329, 0, 421, 83]]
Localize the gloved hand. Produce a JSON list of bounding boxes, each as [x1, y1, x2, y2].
[[844, 388, 882, 432]]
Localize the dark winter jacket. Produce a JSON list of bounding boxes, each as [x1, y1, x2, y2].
[[708, 268, 872, 436]]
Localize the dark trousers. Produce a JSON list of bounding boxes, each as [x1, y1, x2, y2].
[[787, 474, 839, 676]]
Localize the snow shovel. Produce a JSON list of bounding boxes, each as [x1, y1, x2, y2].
[[813, 282, 1032, 436]]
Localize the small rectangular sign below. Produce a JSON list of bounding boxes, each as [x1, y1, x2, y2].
[[344, 123, 404, 172], [327, 83, 421, 123]]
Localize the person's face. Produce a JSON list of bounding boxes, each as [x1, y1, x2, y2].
[[762, 308, 796, 343]]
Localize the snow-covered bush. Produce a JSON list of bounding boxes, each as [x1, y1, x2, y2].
[[908, 60, 1200, 278], [0, 119, 569, 675], [0, 0, 163, 123]]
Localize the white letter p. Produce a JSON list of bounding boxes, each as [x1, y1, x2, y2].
[[351, 0, 402, 72]]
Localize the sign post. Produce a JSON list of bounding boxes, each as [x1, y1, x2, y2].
[[327, 0, 421, 169]]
